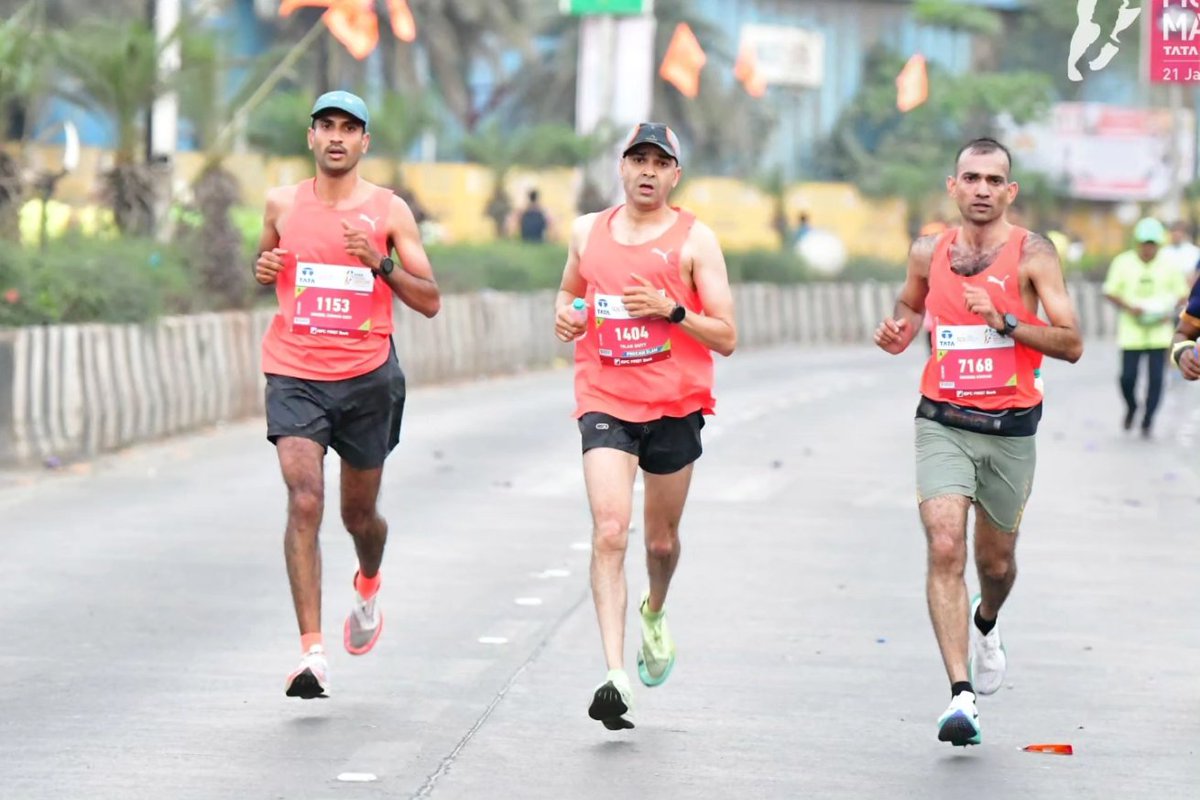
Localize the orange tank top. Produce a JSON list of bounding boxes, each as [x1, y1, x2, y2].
[[573, 206, 715, 423], [261, 180, 395, 381], [919, 226, 1044, 410]]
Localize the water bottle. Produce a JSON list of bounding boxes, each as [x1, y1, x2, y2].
[[571, 297, 587, 340], [1034, 368, 1044, 395]]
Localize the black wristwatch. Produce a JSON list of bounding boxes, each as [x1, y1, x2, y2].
[[668, 304, 686, 324], [1001, 312, 1018, 336], [375, 256, 395, 277]]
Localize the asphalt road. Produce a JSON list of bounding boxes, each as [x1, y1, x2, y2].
[[1, 341, 1196, 799]]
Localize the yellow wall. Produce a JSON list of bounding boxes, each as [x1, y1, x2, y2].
[[9, 143, 1144, 259]]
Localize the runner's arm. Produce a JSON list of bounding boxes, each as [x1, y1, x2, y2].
[[1020, 234, 1083, 363], [384, 196, 441, 318], [555, 214, 591, 312], [678, 221, 736, 357], [253, 188, 286, 285], [874, 236, 933, 354], [1170, 280, 1200, 379], [553, 215, 594, 342]]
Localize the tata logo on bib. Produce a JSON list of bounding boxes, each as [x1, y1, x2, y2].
[[298, 265, 316, 286], [939, 329, 955, 346]]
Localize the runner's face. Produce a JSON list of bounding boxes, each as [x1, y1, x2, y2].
[[948, 150, 1016, 225], [620, 145, 680, 209], [1138, 241, 1160, 262], [308, 113, 369, 177]]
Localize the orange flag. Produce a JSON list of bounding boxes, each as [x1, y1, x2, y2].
[[896, 53, 928, 113], [733, 39, 766, 98], [323, 0, 378, 61], [278, 0, 331, 15], [659, 22, 706, 99], [279, 0, 412, 59], [387, 0, 416, 42]]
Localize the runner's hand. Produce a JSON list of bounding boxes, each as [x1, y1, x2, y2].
[[873, 317, 908, 354], [255, 248, 287, 285], [1180, 348, 1200, 381], [964, 284, 1002, 330], [622, 273, 673, 318], [342, 221, 382, 270], [554, 304, 586, 343]]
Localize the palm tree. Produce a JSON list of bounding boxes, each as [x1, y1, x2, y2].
[[0, 4, 53, 241], [364, 90, 440, 198], [401, 0, 537, 131], [499, 0, 776, 176], [54, 19, 163, 236], [463, 120, 528, 237]]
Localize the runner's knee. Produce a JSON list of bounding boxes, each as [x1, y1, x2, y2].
[[927, 532, 966, 572], [288, 486, 324, 526], [592, 515, 629, 553], [646, 533, 679, 561], [341, 504, 380, 537]]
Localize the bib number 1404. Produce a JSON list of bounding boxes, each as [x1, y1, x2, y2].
[[958, 357, 994, 373], [614, 325, 649, 341]]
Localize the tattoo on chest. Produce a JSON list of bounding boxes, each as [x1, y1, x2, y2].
[[949, 243, 1005, 277]]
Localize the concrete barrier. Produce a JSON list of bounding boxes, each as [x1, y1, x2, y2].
[[0, 281, 1112, 467]]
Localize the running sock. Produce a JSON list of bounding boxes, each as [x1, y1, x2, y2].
[[300, 632, 324, 653], [974, 606, 997, 636], [355, 570, 381, 601], [951, 681, 974, 697]]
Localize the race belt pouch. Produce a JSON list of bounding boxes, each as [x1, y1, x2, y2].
[[916, 396, 1042, 437]]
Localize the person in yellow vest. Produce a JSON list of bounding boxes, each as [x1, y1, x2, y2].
[[1102, 217, 1188, 437]]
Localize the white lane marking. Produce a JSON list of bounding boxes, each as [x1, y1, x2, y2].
[[337, 773, 377, 782], [514, 597, 543, 606], [478, 636, 508, 645]]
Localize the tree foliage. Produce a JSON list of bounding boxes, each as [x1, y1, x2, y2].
[[821, 5, 1056, 238]]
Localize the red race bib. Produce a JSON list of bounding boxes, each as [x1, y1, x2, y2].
[[291, 261, 375, 339], [594, 292, 673, 367], [935, 324, 1018, 399]]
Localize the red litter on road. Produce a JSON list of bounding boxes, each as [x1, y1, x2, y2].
[[1022, 743, 1073, 755]]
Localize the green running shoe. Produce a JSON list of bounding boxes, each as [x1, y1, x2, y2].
[[636, 590, 676, 687]]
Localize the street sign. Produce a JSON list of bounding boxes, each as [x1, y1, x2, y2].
[[560, 0, 651, 15]]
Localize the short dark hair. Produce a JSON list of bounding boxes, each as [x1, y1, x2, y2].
[[528, 189, 539, 203], [954, 137, 1013, 178]]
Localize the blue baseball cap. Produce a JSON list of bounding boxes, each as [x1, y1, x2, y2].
[[310, 90, 369, 129]]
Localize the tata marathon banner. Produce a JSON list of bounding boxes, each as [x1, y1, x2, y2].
[[1150, 0, 1200, 82], [1000, 102, 1196, 201]]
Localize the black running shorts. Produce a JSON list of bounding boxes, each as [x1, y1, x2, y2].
[[578, 411, 705, 475], [265, 343, 406, 470]]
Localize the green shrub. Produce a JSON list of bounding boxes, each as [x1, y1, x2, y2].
[[0, 236, 199, 326], [426, 241, 567, 292]]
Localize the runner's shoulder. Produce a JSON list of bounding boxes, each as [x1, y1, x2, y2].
[[265, 182, 305, 214], [571, 211, 603, 242], [685, 217, 720, 248], [1020, 230, 1059, 263], [909, 233, 940, 264]]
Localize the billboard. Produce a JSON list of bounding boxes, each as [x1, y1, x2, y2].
[[1001, 102, 1195, 201], [736, 23, 824, 89]]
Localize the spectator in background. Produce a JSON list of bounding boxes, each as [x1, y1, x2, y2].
[[791, 212, 812, 247], [510, 188, 553, 243], [1102, 217, 1188, 438], [1162, 220, 1200, 288]]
